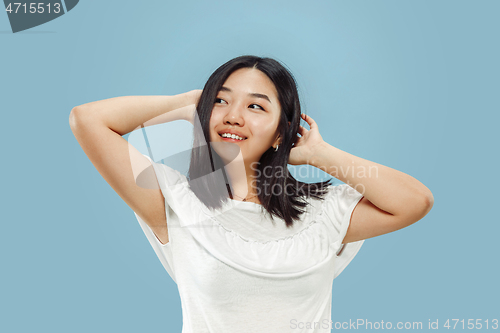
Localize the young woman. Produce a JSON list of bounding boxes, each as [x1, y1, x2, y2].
[[69, 55, 433, 332]]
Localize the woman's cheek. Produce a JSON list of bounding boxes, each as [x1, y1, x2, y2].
[[254, 122, 278, 143]]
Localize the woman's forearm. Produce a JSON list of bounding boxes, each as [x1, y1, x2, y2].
[[311, 142, 434, 217], [71, 92, 197, 136]]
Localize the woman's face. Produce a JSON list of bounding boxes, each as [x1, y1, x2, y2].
[[209, 67, 282, 166]]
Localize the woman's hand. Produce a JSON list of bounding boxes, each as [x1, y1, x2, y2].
[[288, 114, 326, 166], [184, 89, 202, 125], [188, 89, 202, 105]]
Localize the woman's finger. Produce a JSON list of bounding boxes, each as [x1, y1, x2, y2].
[[298, 125, 308, 136], [301, 113, 312, 128], [302, 113, 317, 130]]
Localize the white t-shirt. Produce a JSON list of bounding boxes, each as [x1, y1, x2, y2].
[[133, 155, 365, 333]]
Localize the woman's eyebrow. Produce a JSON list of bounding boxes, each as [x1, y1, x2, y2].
[[219, 86, 272, 104]]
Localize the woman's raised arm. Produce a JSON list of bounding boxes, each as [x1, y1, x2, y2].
[[68, 91, 201, 245], [70, 90, 201, 135]]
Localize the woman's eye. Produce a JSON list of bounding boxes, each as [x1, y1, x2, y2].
[[214, 99, 264, 111], [249, 104, 265, 111]]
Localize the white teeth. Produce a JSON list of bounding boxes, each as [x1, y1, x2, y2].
[[221, 133, 244, 140]]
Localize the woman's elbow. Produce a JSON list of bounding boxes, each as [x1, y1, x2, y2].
[[69, 105, 93, 130], [413, 192, 434, 222], [401, 192, 434, 226], [69, 107, 80, 129]]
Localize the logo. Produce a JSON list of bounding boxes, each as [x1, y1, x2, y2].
[[3, 0, 79, 33]]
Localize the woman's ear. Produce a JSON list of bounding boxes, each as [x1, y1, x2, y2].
[[272, 135, 281, 149]]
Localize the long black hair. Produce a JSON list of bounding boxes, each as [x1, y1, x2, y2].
[[187, 55, 333, 228]]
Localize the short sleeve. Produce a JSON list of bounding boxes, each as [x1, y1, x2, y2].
[[132, 154, 184, 283], [321, 184, 365, 279]]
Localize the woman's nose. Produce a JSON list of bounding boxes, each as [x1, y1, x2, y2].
[[223, 105, 244, 125]]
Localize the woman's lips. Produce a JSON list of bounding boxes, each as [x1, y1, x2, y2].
[[219, 134, 246, 142]]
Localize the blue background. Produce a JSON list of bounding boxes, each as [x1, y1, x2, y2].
[[1, 0, 499, 332]]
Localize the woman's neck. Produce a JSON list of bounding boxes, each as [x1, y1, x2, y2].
[[223, 157, 259, 202]]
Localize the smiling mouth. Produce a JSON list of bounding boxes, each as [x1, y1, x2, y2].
[[218, 133, 247, 141]]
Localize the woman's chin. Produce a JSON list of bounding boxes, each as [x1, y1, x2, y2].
[[211, 141, 242, 163]]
